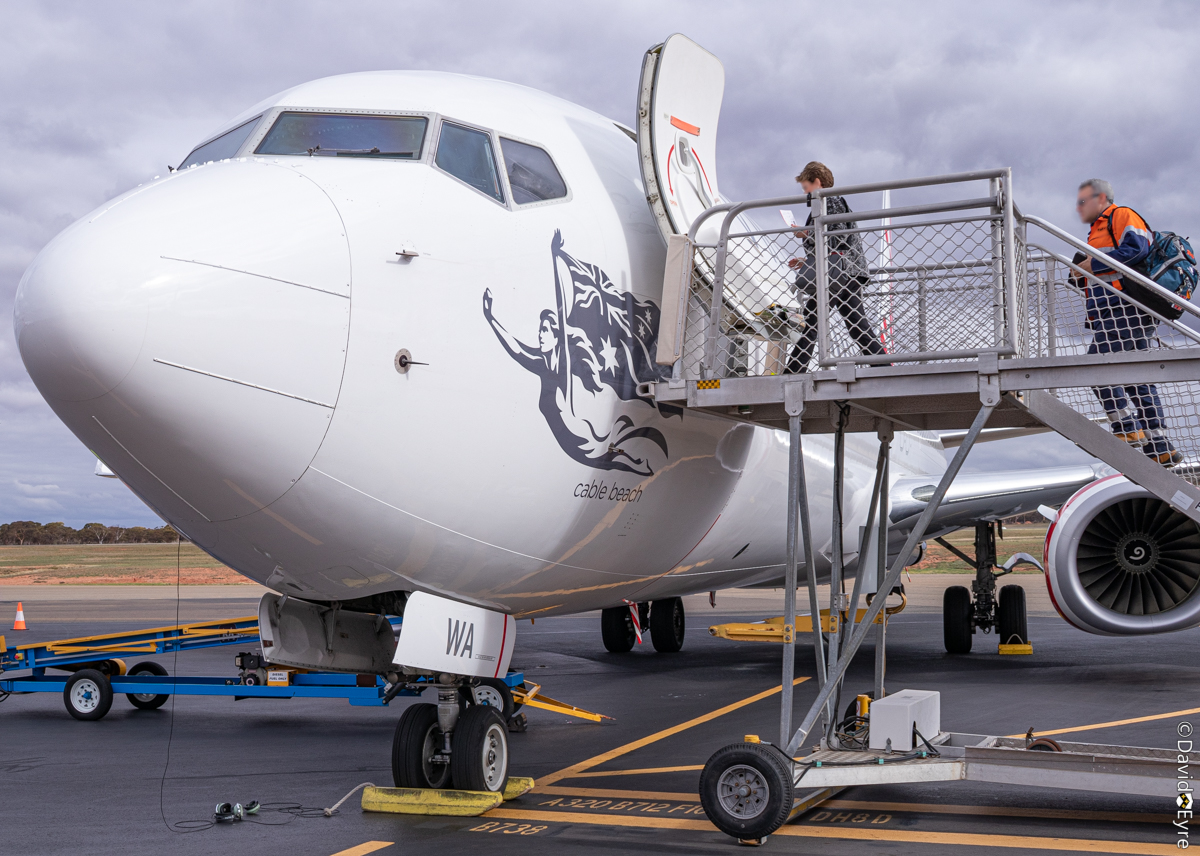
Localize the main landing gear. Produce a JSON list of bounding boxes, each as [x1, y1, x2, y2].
[[391, 675, 514, 793], [940, 521, 1033, 654], [600, 597, 686, 653]]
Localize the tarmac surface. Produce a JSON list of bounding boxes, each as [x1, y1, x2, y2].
[[0, 576, 1192, 855]]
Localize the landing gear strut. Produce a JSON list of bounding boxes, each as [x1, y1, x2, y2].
[[938, 521, 1029, 653]]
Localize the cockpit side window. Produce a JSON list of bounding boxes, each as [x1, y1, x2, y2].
[[434, 122, 504, 202], [500, 138, 567, 204], [255, 113, 428, 159], [179, 116, 261, 169]]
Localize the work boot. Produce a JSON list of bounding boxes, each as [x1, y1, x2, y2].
[[1143, 433, 1184, 467], [1109, 417, 1147, 448]]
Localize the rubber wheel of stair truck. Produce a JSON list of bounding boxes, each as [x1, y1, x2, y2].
[[699, 741, 794, 842], [392, 703, 452, 789], [126, 660, 171, 710], [64, 669, 113, 721], [451, 705, 509, 793], [943, 585, 973, 654], [650, 597, 686, 653], [471, 677, 515, 721], [997, 584, 1028, 645], [601, 605, 636, 653]]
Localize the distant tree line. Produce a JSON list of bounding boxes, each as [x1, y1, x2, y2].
[[0, 521, 182, 546]]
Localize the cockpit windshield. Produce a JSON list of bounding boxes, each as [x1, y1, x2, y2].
[[179, 116, 261, 169], [255, 113, 428, 159]]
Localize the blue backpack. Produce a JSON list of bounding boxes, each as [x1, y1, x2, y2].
[[1106, 208, 1198, 320]]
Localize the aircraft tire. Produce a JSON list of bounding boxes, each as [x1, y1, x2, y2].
[[451, 705, 509, 793], [699, 741, 794, 842], [997, 585, 1028, 645], [64, 669, 113, 721], [943, 585, 973, 654], [650, 597, 686, 652], [392, 702, 452, 789], [126, 660, 170, 710], [472, 678, 516, 721], [601, 606, 636, 653]]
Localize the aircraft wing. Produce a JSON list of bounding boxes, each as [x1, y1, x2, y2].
[[888, 463, 1110, 539]]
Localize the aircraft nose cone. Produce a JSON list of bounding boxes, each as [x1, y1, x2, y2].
[[15, 205, 151, 402], [15, 161, 352, 524]]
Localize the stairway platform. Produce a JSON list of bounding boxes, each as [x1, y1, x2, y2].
[[649, 349, 1200, 434]]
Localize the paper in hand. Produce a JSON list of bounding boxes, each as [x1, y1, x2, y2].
[[780, 209, 799, 228]]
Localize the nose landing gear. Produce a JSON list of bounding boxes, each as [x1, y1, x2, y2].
[[390, 676, 511, 794]]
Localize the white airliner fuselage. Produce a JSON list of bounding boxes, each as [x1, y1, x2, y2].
[[15, 70, 950, 618]]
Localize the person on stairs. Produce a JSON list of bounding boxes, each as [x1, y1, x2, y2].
[[1075, 178, 1181, 466], [785, 162, 886, 373]]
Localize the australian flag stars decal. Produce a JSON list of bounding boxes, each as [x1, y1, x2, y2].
[[483, 231, 676, 476]]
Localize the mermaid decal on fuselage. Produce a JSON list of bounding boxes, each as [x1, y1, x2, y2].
[[483, 231, 673, 476]]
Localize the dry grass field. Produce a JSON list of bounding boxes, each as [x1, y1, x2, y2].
[[0, 543, 248, 585], [0, 523, 1048, 585], [915, 523, 1047, 573]]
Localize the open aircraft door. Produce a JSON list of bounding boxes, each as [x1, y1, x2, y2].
[[640, 35, 792, 373], [637, 34, 727, 242]]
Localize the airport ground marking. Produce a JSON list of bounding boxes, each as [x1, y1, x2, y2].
[[329, 842, 393, 856], [530, 787, 1169, 824], [1008, 705, 1200, 739], [819, 799, 1172, 825], [533, 785, 699, 801], [571, 764, 703, 778], [483, 808, 1176, 853], [536, 677, 809, 786]]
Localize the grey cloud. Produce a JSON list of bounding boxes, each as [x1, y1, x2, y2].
[[0, 0, 1195, 524]]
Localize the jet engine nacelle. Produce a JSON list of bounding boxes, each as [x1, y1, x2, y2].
[[1046, 476, 1200, 635]]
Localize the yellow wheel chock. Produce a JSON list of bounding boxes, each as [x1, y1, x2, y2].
[[709, 592, 907, 643], [361, 777, 535, 816]]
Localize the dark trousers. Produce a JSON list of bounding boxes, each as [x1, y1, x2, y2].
[[787, 260, 885, 373], [1088, 297, 1163, 431]]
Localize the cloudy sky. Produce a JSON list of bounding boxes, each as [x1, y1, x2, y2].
[[1, 1, 1196, 526]]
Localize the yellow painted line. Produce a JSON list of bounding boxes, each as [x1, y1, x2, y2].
[[821, 799, 1171, 825], [531, 788, 1170, 823], [329, 842, 393, 856], [571, 764, 704, 778], [538, 677, 809, 786], [532, 785, 698, 801], [483, 809, 1176, 853], [1008, 705, 1200, 739]]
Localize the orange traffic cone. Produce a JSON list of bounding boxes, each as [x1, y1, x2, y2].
[[13, 602, 26, 631]]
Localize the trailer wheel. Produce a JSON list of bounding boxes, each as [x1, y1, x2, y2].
[[392, 703, 452, 789], [451, 705, 509, 793], [126, 661, 171, 710], [699, 742, 794, 842], [64, 669, 113, 721]]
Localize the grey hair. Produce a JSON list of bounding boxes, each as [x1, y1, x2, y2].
[[1079, 178, 1114, 204]]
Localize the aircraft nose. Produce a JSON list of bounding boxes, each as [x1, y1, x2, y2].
[[15, 161, 353, 523], [15, 201, 152, 402]]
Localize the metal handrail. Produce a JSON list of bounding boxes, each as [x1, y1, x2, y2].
[[680, 170, 1200, 381], [1021, 213, 1200, 323]]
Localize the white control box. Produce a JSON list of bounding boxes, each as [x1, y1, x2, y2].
[[868, 689, 940, 752]]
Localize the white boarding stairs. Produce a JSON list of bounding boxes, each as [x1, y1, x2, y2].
[[637, 35, 1200, 523]]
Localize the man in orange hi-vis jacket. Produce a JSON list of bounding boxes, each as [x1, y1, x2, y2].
[[1076, 178, 1181, 466]]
